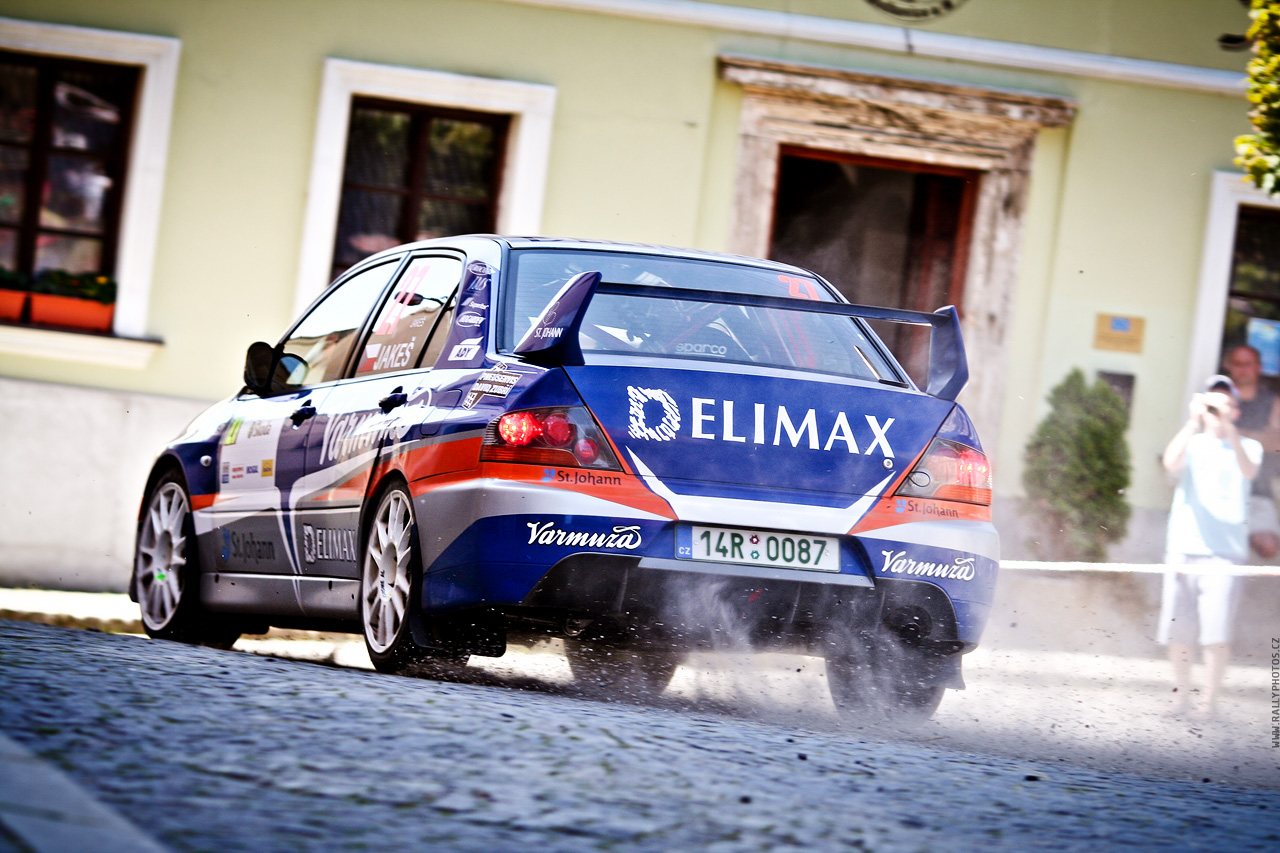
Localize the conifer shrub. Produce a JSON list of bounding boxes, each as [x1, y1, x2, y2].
[[1021, 369, 1132, 562]]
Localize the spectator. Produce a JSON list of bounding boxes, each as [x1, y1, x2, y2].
[[1158, 374, 1260, 718], [1223, 343, 1280, 560]]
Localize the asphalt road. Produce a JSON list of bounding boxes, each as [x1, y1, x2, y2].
[[0, 619, 1278, 851]]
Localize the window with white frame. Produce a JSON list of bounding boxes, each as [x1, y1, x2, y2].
[[0, 17, 179, 368], [294, 59, 556, 317], [0, 51, 137, 320], [1186, 173, 1280, 403], [332, 99, 509, 279]]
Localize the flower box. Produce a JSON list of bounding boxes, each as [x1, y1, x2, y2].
[[29, 293, 115, 332], [0, 288, 26, 322]]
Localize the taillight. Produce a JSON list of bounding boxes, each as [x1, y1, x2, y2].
[[896, 438, 992, 505], [498, 411, 542, 447], [482, 407, 620, 470]]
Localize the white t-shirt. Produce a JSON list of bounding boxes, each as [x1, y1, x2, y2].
[[1166, 432, 1263, 560]]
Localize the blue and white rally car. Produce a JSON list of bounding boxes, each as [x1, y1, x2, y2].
[[132, 235, 998, 718]]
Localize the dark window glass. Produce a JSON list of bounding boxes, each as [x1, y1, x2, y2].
[[502, 250, 896, 382], [279, 261, 399, 389], [770, 150, 975, 388], [418, 299, 457, 369], [0, 51, 137, 296], [1223, 205, 1280, 375], [354, 256, 461, 377], [331, 99, 508, 278]]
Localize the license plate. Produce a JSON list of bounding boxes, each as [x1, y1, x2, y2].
[[677, 526, 841, 572]]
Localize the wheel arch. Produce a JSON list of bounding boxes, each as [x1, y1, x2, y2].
[[138, 453, 189, 523], [130, 454, 190, 602]]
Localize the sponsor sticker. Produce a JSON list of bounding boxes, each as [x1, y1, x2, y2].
[[302, 523, 358, 564], [877, 549, 976, 582], [261, 459, 274, 477], [457, 312, 485, 328], [540, 468, 623, 488], [626, 385, 895, 457], [449, 336, 483, 362], [893, 497, 959, 519], [462, 363, 522, 409], [525, 521, 642, 550], [319, 411, 412, 467], [221, 530, 276, 563], [245, 420, 274, 439], [222, 417, 244, 445]]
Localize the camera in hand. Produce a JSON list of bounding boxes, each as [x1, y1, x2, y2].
[[1206, 405, 1219, 416]]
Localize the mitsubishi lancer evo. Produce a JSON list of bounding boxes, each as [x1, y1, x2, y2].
[[132, 235, 998, 719]]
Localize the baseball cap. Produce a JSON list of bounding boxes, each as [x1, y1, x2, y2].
[[1204, 374, 1239, 398]]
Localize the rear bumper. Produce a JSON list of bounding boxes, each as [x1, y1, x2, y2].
[[413, 477, 998, 651]]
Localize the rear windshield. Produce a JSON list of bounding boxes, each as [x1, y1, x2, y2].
[[500, 250, 902, 383]]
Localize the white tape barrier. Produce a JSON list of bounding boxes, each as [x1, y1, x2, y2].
[[1001, 560, 1280, 577]]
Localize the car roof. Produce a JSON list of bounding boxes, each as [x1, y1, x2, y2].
[[358, 234, 824, 279]]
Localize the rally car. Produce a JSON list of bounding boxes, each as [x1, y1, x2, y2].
[[132, 235, 998, 718]]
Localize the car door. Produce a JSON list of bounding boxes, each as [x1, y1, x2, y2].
[[204, 258, 403, 582], [294, 253, 465, 585]]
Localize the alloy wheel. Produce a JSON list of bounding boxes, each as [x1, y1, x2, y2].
[[362, 489, 415, 654], [136, 481, 189, 632]]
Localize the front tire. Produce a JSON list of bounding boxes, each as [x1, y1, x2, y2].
[[133, 472, 239, 648], [361, 484, 465, 675]]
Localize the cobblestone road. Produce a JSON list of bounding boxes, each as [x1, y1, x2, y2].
[[1, 619, 1278, 851]]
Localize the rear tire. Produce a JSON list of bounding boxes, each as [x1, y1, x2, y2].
[[133, 472, 240, 649], [563, 639, 680, 697], [361, 484, 466, 676], [825, 632, 945, 722]]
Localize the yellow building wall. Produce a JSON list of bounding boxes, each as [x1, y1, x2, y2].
[[0, 0, 1257, 523]]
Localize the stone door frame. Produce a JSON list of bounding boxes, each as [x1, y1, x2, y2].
[[719, 55, 1076, 442]]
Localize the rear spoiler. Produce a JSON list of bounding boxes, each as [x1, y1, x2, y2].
[[514, 274, 969, 401]]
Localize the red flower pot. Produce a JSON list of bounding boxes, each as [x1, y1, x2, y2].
[[0, 289, 26, 322], [29, 293, 115, 332]]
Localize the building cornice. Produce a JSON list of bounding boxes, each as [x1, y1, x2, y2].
[[502, 0, 1244, 96]]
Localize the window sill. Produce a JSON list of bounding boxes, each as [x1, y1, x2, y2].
[[0, 323, 162, 369]]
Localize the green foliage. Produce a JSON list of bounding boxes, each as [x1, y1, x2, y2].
[[1022, 369, 1132, 562], [0, 267, 29, 292], [32, 270, 117, 305], [1237, 1, 1280, 194]]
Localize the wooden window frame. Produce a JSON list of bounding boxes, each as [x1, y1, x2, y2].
[[294, 59, 556, 318], [1, 49, 137, 285], [0, 17, 179, 368], [334, 98, 509, 277]]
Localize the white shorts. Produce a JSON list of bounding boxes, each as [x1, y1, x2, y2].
[[1157, 555, 1241, 646], [1249, 495, 1280, 564]]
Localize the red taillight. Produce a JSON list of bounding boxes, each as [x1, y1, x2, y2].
[[498, 412, 543, 446], [542, 412, 574, 447], [897, 438, 992, 505], [574, 438, 600, 464], [482, 407, 620, 471]]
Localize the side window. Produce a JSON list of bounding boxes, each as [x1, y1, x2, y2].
[[418, 297, 457, 369], [355, 256, 462, 377], [279, 260, 399, 389]]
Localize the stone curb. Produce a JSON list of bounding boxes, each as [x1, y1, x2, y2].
[[0, 732, 168, 853]]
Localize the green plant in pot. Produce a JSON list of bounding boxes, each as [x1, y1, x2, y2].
[[28, 270, 118, 331], [32, 270, 118, 304]]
